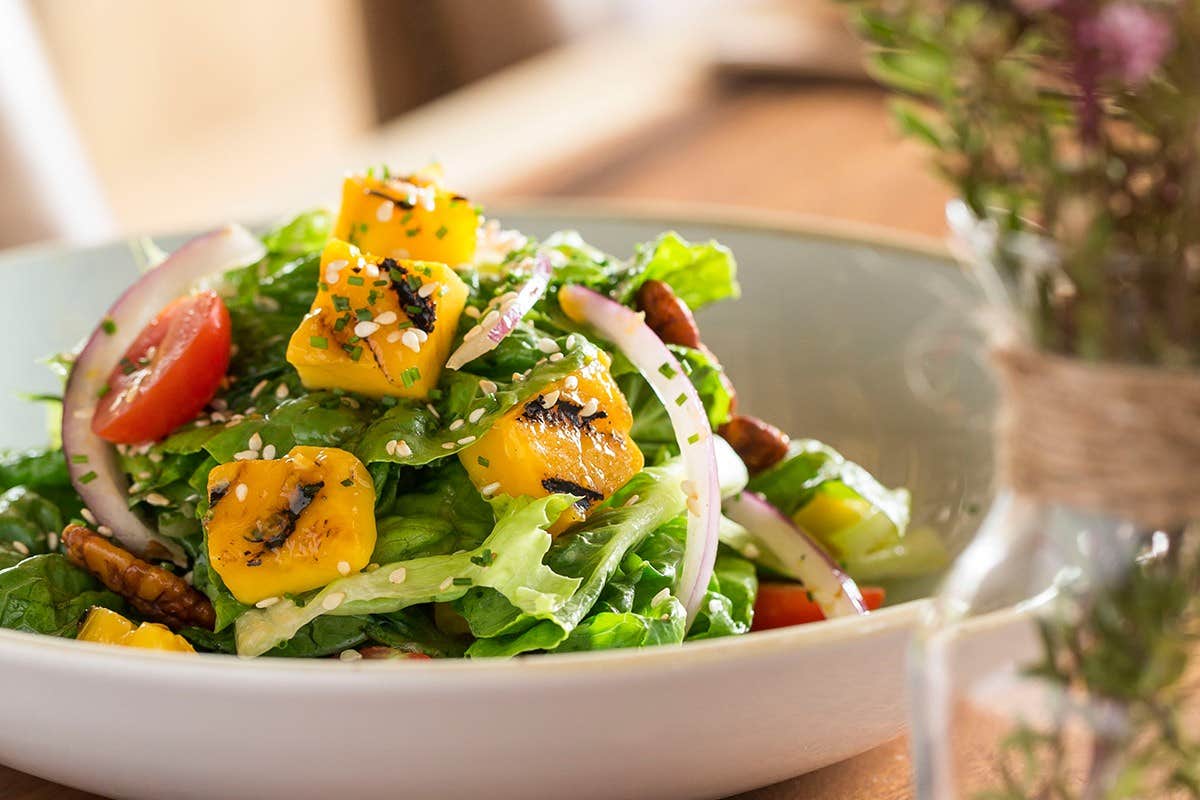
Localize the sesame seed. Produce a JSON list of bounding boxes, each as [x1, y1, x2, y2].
[[375, 200, 394, 222], [448, 419, 465, 431], [401, 330, 421, 352], [193, 419, 210, 428], [145, 492, 170, 507], [386, 330, 403, 343], [375, 310, 398, 325], [210, 412, 227, 423], [355, 320, 380, 338], [364, 262, 380, 279], [385, 439, 397, 456], [388, 567, 407, 584], [394, 440, 412, 457], [565, 334, 577, 349], [479, 379, 497, 395], [233, 450, 258, 461], [511, 372, 524, 382], [537, 338, 560, 354], [366, 563, 380, 572], [457, 435, 476, 445], [275, 384, 290, 400], [708, 598, 723, 614], [148, 452, 163, 463], [235, 484, 248, 502], [464, 306, 481, 319], [624, 494, 640, 507], [468, 408, 486, 423], [680, 479, 697, 497], [251, 379, 268, 399], [339, 649, 363, 662], [417, 282, 439, 298], [541, 390, 560, 408], [46, 532, 58, 551], [441, 442, 457, 450], [580, 398, 600, 417], [262, 444, 277, 460], [337, 560, 351, 576], [744, 544, 761, 560], [128, 482, 142, 495], [81, 509, 97, 526], [549, 353, 564, 362], [480, 481, 502, 497], [12, 541, 28, 555], [244, 407, 257, 416], [322, 592, 346, 611], [687, 495, 703, 517], [426, 404, 440, 419], [652, 588, 671, 607], [255, 596, 280, 609], [211, 398, 228, 412], [438, 577, 454, 592], [412, 328, 428, 342], [564, 375, 579, 390], [248, 433, 263, 451], [97, 525, 113, 537]]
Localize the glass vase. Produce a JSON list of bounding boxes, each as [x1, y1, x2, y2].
[[908, 203, 1200, 800]]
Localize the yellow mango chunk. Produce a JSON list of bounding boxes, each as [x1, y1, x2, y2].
[[204, 446, 376, 605], [460, 356, 644, 534], [78, 607, 195, 653], [791, 492, 874, 539], [334, 170, 479, 266], [286, 239, 469, 399]]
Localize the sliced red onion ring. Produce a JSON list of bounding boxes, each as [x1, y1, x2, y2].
[[62, 225, 265, 564], [559, 284, 719, 627], [446, 252, 552, 370], [724, 491, 868, 618]]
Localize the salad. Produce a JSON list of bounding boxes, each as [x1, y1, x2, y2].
[[0, 167, 944, 660]]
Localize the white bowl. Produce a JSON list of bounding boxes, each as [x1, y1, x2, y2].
[[0, 206, 993, 800]]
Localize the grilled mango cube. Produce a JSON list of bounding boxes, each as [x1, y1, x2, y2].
[[286, 239, 469, 399], [334, 169, 479, 266], [204, 446, 376, 605], [460, 356, 644, 534], [78, 607, 196, 653]]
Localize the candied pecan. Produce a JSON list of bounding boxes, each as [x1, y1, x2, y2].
[[356, 646, 432, 661], [636, 279, 702, 349], [62, 524, 215, 631], [718, 414, 790, 474]]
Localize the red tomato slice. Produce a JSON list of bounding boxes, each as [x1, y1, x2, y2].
[[92, 290, 231, 444], [751, 583, 885, 632]]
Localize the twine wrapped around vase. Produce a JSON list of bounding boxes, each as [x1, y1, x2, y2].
[[993, 346, 1200, 530]]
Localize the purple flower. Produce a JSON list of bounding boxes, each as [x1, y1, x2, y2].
[[1083, 2, 1173, 86]]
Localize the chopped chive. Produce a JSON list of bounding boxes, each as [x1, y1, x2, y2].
[[435, 225, 449, 239], [401, 367, 421, 387], [367, 290, 380, 305], [470, 549, 496, 567], [373, 279, 389, 287], [358, 222, 369, 233], [319, 282, 329, 292], [380, 396, 398, 407], [405, 304, 423, 316], [332, 295, 350, 311], [399, 211, 413, 225], [658, 362, 677, 379], [97, 384, 111, 399], [119, 357, 137, 375], [687, 433, 701, 444], [348, 345, 363, 362], [389, 267, 406, 283], [396, 320, 413, 329], [674, 393, 687, 406], [309, 336, 329, 350], [679, 359, 694, 376], [477, 456, 490, 468], [347, 335, 361, 344], [347, 276, 365, 286], [79, 471, 98, 484], [333, 316, 349, 332], [340, 478, 354, 487], [355, 308, 373, 321], [452, 577, 472, 586], [71, 454, 89, 464], [100, 318, 117, 335], [405, 226, 422, 238]]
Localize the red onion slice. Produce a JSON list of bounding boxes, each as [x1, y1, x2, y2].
[[559, 284, 719, 627], [724, 491, 868, 618], [61, 225, 265, 564], [446, 253, 552, 370]]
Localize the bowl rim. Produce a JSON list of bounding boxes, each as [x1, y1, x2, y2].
[[0, 202, 957, 678]]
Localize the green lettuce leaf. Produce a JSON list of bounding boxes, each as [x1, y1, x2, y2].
[[0, 554, 124, 637], [621, 232, 740, 310], [233, 494, 581, 657], [0, 487, 62, 556]]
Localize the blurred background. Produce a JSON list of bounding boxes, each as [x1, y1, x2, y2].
[[0, 0, 950, 250]]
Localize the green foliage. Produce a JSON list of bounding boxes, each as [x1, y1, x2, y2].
[[0, 554, 123, 637]]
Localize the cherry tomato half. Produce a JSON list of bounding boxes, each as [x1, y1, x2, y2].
[[92, 290, 231, 443], [751, 583, 885, 631]]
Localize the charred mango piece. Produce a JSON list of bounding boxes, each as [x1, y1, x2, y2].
[[334, 168, 479, 266], [286, 239, 469, 399], [77, 607, 196, 653], [460, 355, 644, 534], [205, 446, 376, 605]]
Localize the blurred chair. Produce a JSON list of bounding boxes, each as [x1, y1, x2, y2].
[[0, 0, 112, 249]]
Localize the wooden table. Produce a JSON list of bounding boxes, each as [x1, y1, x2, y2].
[[2, 77, 948, 800]]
